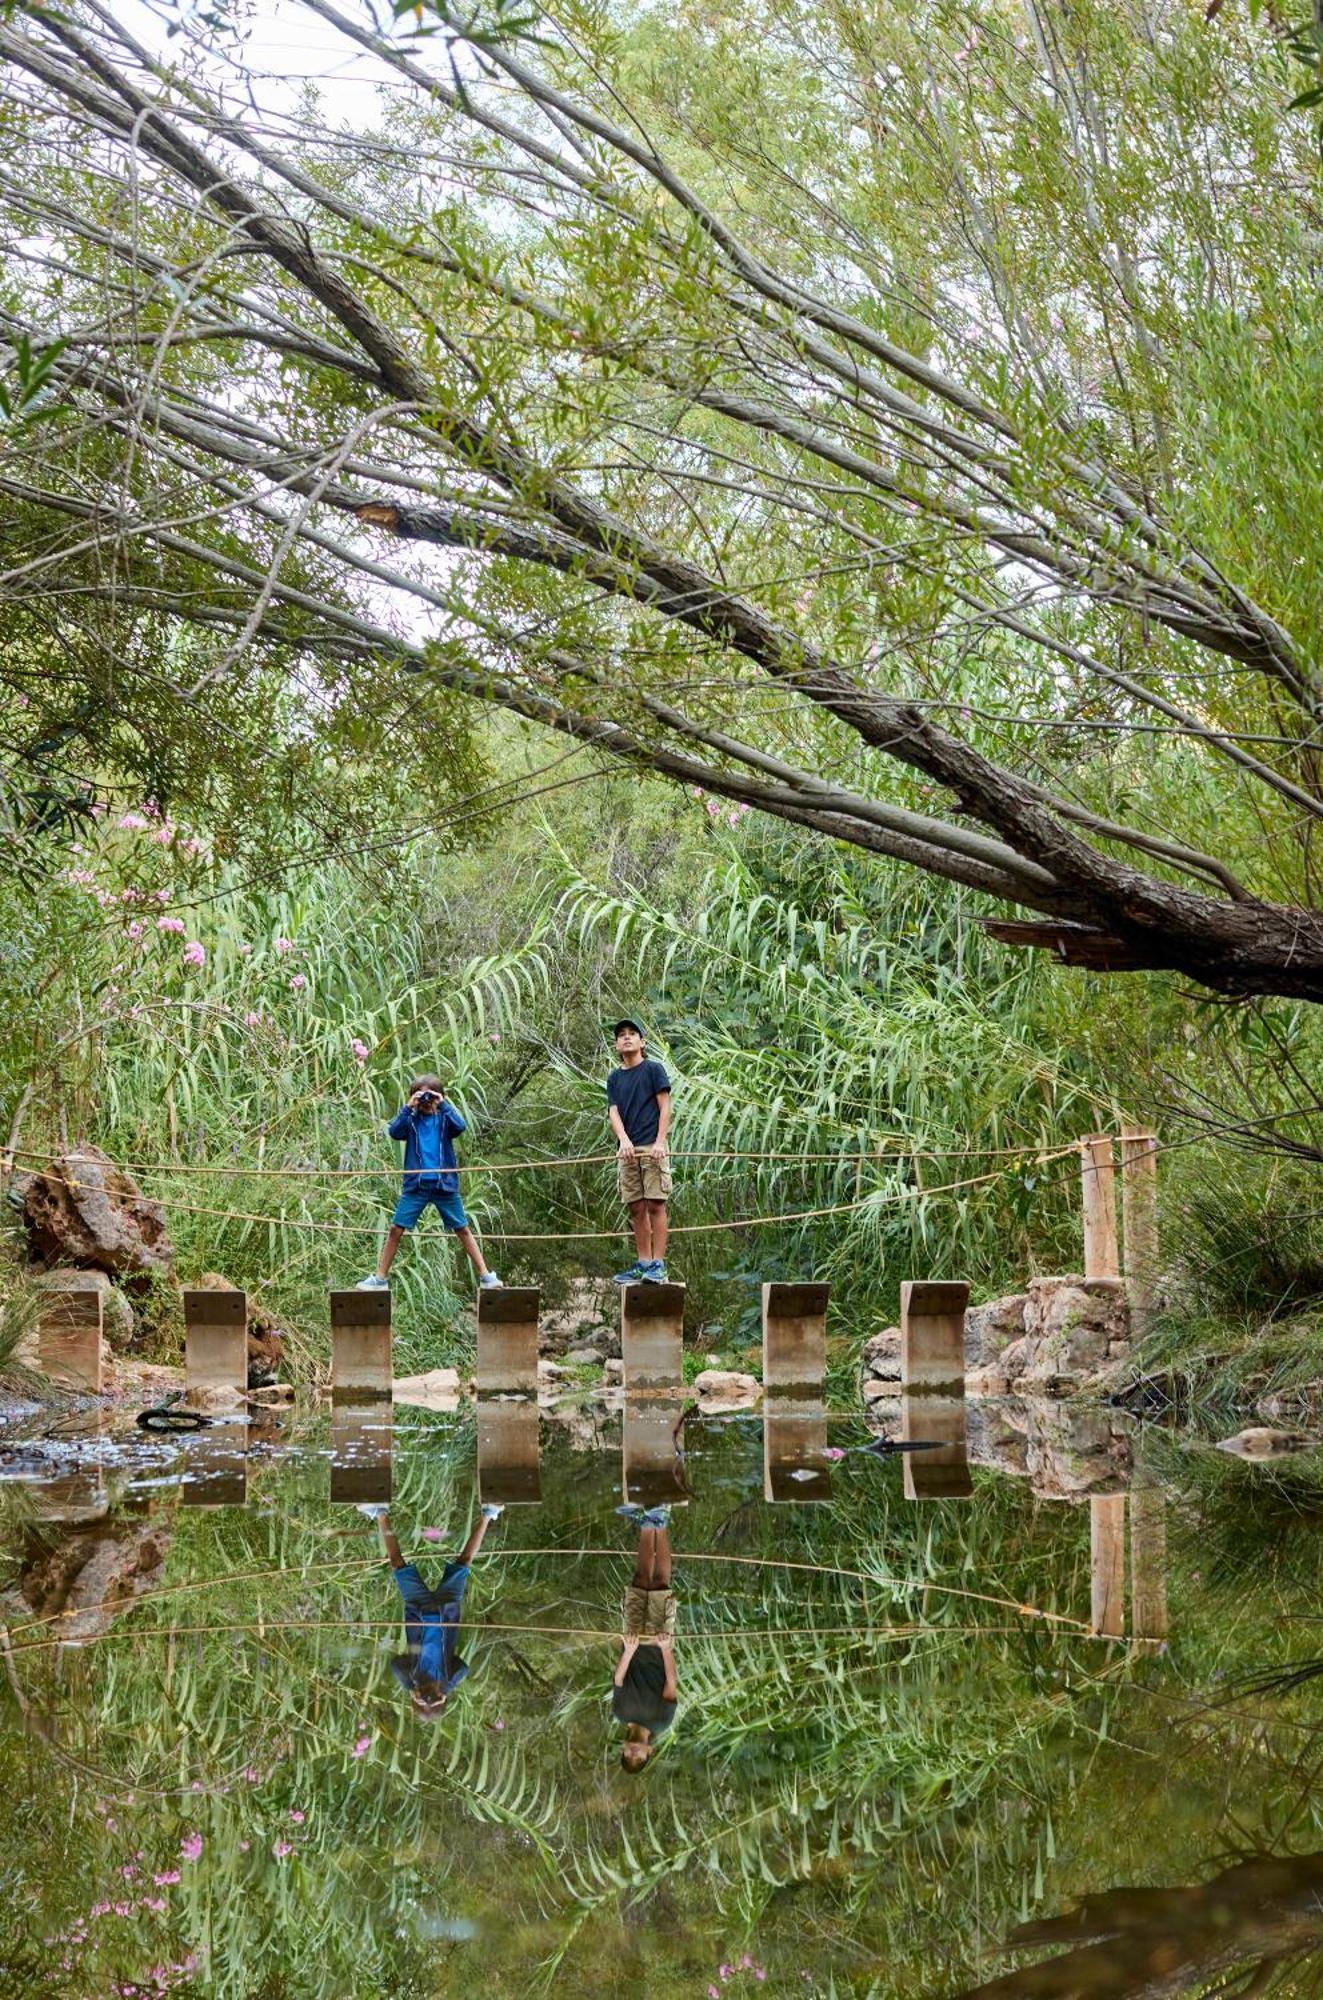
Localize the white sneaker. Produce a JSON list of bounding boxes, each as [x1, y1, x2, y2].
[[356, 1503, 389, 1520], [478, 1272, 503, 1289], [480, 1503, 504, 1520], [356, 1275, 390, 1290]]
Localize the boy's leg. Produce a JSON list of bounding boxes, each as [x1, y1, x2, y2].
[[377, 1225, 407, 1279], [454, 1225, 490, 1279], [649, 1527, 672, 1591], [645, 1199, 668, 1263], [457, 1510, 499, 1566], [378, 1510, 406, 1570], [628, 1200, 652, 1262], [632, 1525, 657, 1589]]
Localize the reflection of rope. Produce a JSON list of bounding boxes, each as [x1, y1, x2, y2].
[[11, 1139, 1090, 1178], [6, 1616, 1099, 1657], [13, 1151, 1079, 1243]]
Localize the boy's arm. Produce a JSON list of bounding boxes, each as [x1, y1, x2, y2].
[[614, 1636, 640, 1684], [386, 1105, 413, 1141], [441, 1099, 467, 1136], [658, 1634, 678, 1699], [653, 1090, 671, 1155], [608, 1103, 634, 1156]]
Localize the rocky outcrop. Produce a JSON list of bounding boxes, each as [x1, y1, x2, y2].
[[14, 1147, 173, 1280], [693, 1369, 761, 1411], [17, 1510, 172, 1644], [858, 1278, 1131, 1405], [1216, 1427, 1312, 1459], [965, 1294, 1028, 1368], [537, 1278, 620, 1358]]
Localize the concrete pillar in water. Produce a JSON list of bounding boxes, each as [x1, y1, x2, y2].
[[901, 1393, 973, 1500], [623, 1397, 688, 1509], [181, 1423, 250, 1506], [329, 1288, 392, 1399], [1121, 1127, 1160, 1336], [900, 1280, 970, 1392], [37, 1278, 106, 1394], [761, 1282, 829, 1393], [477, 1399, 541, 1505], [621, 1282, 684, 1391], [1081, 1134, 1121, 1284], [330, 1402, 393, 1504], [1129, 1486, 1169, 1652], [184, 1288, 247, 1397], [475, 1286, 540, 1394], [1090, 1493, 1127, 1638], [763, 1402, 832, 1503]]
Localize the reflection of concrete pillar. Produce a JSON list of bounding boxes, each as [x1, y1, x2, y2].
[[329, 1289, 391, 1399], [761, 1283, 829, 1393], [29, 1412, 112, 1520], [38, 1282, 106, 1394], [900, 1281, 969, 1392], [476, 1287, 540, 1393], [901, 1393, 973, 1499], [1090, 1494, 1127, 1638], [477, 1399, 541, 1505], [763, 1402, 832, 1503], [622, 1397, 687, 1509], [1121, 1128, 1160, 1336], [181, 1423, 250, 1507], [184, 1288, 247, 1396], [329, 1402, 393, 1504], [1129, 1486, 1169, 1652], [1081, 1135, 1120, 1282], [621, 1282, 684, 1391]]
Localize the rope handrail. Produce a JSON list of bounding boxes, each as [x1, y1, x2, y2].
[[7, 1150, 1081, 1241]]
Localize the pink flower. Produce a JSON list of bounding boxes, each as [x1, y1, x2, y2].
[[114, 1901, 132, 1916], [117, 812, 149, 831], [755, 1974, 766, 1984], [420, 1526, 444, 1542], [691, 786, 704, 798], [739, 802, 751, 815], [179, 1832, 202, 1862], [120, 1864, 138, 1880], [91, 1902, 112, 1917], [238, 941, 252, 955], [727, 810, 740, 827], [289, 974, 306, 992], [288, 1809, 305, 1823], [244, 1012, 261, 1029], [157, 915, 185, 935], [351, 1735, 371, 1758], [351, 1038, 369, 1062], [823, 1447, 846, 1461], [274, 936, 294, 955], [709, 1989, 720, 1998], [720, 1970, 732, 1983], [239, 1840, 251, 1852], [182, 941, 205, 970], [272, 1840, 294, 1860], [242, 1766, 260, 1783], [155, 888, 170, 903], [152, 1871, 180, 1887], [705, 799, 720, 818], [140, 1896, 167, 1913], [741, 1956, 754, 1968], [127, 921, 144, 943]]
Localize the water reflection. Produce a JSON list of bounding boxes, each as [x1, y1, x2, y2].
[[374, 1500, 504, 1718], [613, 1505, 678, 1771]]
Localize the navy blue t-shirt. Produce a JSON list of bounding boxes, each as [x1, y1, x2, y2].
[[607, 1059, 671, 1147]]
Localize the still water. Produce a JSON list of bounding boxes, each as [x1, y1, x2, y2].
[[2, 1389, 1322, 1998]]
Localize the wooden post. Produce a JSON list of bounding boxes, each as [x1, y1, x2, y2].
[[181, 1423, 250, 1507], [1129, 1486, 1169, 1653], [901, 1393, 973, 1500], [763, 1402, 832, 1503], [1081, 1134, 1120, 1283], [761, 1282, 829, 1393], [330, 1289, 392, 1399], [621, 1282, 685, 1392], [477, 1399, 541, 1505], [900, 1280, 970, 1392], [1120, 1127, 1160, 1335], [36, 1280, 106, 1394], [330, 1402, 393, 1504], [623, 1397, 688, 1509], [475, 1287, 540, 1394], [184, 1287, 248, 1397], [1090, 1493, 1127, 1638]]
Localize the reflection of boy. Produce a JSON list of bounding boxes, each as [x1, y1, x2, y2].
[[358, 1072, 501, 1291], [606, 1020, 672, 1285], [612, 1506, 678, 1772], [363, 1504, 503, 1719]]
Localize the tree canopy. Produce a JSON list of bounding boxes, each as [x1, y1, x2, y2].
[[2, 0, 1322, 993]]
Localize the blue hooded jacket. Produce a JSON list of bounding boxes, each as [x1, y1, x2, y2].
[[387, 1100, 467, 1194]]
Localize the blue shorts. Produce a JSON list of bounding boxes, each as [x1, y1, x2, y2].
[[393, 1561, 470, 1613], [391, 1185, 469, 1232]]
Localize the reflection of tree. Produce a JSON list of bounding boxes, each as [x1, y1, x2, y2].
[[955, 1852, 1323, 1997]]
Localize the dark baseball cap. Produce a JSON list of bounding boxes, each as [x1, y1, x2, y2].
[[611, 1018, 646, 1038]]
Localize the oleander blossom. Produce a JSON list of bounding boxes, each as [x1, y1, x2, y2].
[[351, 1038, 369, 1062], [289, 974, 306, 992], [157, 915, 185, 935], [182, 941, 205, 970], [179, 1833, 202, 1862], [244, 1012, 261, 1029], [274, 936, 294, 954]]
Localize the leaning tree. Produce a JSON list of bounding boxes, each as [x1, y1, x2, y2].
[[1, 0, 1321, 995]]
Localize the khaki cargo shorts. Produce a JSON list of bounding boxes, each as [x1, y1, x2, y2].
[[618, 1148, 672, 1206], [622, 1586, 678, 1638]]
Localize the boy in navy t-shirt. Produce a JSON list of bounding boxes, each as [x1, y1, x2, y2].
[[358, 1072, 501, 1291], [606, 1020, 672, 1284]]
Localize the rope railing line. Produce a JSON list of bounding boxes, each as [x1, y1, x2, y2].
[[7, 1151, 1081, 1243], [5, 1616, 1098, 1658], [8, 1139, 1097, 1179]]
